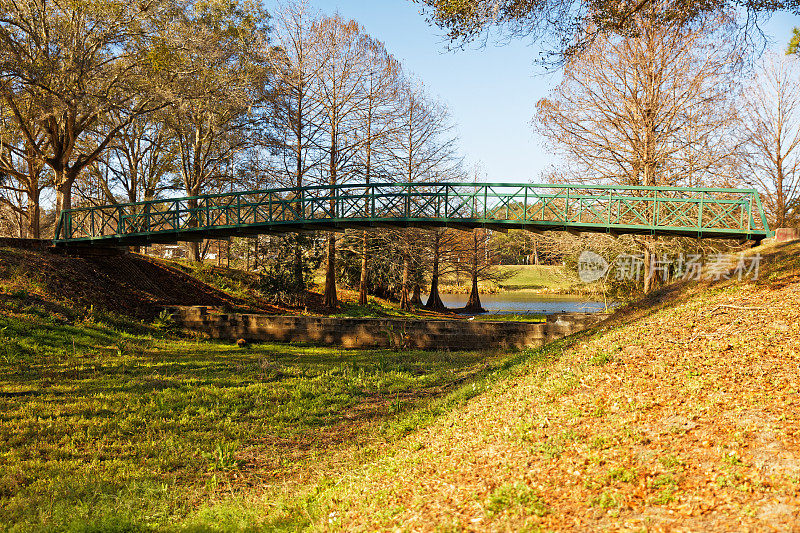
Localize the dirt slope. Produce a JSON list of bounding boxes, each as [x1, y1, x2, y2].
[[298, 241, 800, 531], [0, 247, 256, 319]]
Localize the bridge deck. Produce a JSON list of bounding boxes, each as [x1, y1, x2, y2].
[[54, 182, 773, 246]]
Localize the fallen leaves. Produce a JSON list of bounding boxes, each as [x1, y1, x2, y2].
[[318, 242, 800, 531]]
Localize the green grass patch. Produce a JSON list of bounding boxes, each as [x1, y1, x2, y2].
[[0, 309, 510, 531], [330, 300, 413, 318], [650, 473, 680, 505], [495, 265, 574, 292], [475, 313, 546, 323], [485, 482, 548, 517], [589, 490, 622, 509]]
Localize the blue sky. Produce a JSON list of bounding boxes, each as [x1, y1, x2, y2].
[[277, 1, 800, 183]]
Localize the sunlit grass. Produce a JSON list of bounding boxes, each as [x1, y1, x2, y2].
[[495, 265, 574, 291], [0, 306, 510, 531]]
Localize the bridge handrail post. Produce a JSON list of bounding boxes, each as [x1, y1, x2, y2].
[[698, 194, 704, 231], [744, 196, 749, 232], [174, 200, 179, 230], [300, 187, 305, 221], [654, 193, 659, 227], [91, 209, 95, 238], [524, 187, 528, 222], [756, 192, 769, 233], [55, 213, 63, 240], [268, 192, 273, 222], [117, 206, 124, 236], [62, 211, 70, 240]]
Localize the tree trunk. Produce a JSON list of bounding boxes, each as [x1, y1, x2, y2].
[[185, 196, 202, 262], [358, 230, 369, 305], [425, 234, 447, 311], [410, 284, 422, 306], [55, 173, 73, 219], [425, 274, 446, 312], [324, 233, 338, 308], [463, 230, 485, 313], [294, 241, 304, 290], [188, 241, 201, 262], [399, 253, 411, 310], [463, 272, 485, 313], [253, 237, 260, 271], [642, 238, 657, 294], [26, 190, 40, 239]]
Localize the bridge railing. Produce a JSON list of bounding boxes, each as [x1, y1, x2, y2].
[[54, 182, 772, 243]]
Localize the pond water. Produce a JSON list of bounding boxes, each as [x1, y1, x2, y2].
[[424, 292, 610, 315]]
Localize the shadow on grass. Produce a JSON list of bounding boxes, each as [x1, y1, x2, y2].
[[0, 308, 529, 532]]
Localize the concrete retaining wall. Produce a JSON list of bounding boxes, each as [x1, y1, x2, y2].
[[168, 306, 608, 351]]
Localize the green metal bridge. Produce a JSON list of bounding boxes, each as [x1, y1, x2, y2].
[[53, 182, 773, 246]]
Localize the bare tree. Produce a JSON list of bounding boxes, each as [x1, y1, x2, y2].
[[79, 114, 176, 213], [741, 54, 800, 228], [423, 227, 463, 312], [388, 81, 460, 309], [270, 1, 329, 287], [536, 9, 740, 188], [353, 39, 402, 305], [535, 5, 742, 292], [313, 15, 374, 308], [451, 228, 507, 313]]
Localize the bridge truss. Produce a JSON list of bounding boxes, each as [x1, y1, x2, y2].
[[54, 182, 773, 246]]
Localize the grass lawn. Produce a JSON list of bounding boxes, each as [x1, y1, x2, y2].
[[495, 264, 575, 291], [0, 301, 516, 532], [5, 242, 795, 531], [474, 313, 547, 322]]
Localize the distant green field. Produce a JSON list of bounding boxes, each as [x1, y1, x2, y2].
[[495, 265, 575, 291]]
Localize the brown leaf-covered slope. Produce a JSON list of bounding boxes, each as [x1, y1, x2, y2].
[[0, 248, 257, 319], [314, 241, 800, 531]]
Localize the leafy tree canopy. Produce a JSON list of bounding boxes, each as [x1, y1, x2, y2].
[[788, 26, 800, 54], [415, 0, 800, 62]]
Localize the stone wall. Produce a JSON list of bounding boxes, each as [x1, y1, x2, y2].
[[169, 307, 609, 351]]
